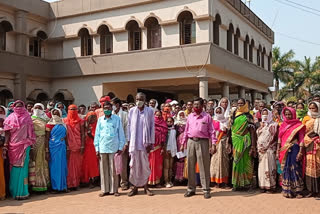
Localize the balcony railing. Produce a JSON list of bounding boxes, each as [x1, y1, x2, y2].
[[226, 0, 274, 42]]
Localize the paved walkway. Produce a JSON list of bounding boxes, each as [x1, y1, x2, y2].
[[1, 186, 320, 214]]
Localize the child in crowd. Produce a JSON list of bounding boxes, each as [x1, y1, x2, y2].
[[163, 117, 177, 188]]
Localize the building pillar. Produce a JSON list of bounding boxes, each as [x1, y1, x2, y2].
[[250, 90, 257, 104], [15, 10, 28, 55], [222, 82, 229, 98], [238, 86, 246, 99], [14, 73, 27, 102], [198, 76, 209, 100]]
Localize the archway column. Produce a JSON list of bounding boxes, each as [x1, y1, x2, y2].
[[222, 82, 229, 98], [238, 86, 246, 99], [198, 76, 208, 100]]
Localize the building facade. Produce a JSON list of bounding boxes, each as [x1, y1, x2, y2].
[[0, 0, 274, 106]]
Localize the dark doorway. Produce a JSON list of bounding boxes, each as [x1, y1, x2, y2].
[[0, 89, 13, 106], [138, 89, 175, 106]]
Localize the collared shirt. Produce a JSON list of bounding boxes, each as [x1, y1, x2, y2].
[[182, 111, 217, 145], [133, 108, 145, 151], [113, 108, 129, 143], [94, 114, 126, 153]]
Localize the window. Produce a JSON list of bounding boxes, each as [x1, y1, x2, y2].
[[244, 35, 249, 60], [262, 47, 266, 69], [234, 28, 240, 55], [0, 21, 13, 51], [98, 25, 113, 54], [268, 52, 272, 71], [78, 28, 93, 56], [213, 14, 221, 45], [249, 39, 254, 63], [29, 31, 48, 57], [126, 20, 141, 51], [145, 17, 161, 49], [257, 45, 262, 66], [178, 11, 196, 45], [227, 23, 234, 52]]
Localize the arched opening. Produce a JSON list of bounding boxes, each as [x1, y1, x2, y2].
[[244, 35, 249, 60], [127, 94, 135, 103], [36, 93, 49, 104], [262, 47, 266, 69], [53, 89, 74, 107], [145, 17, 161, 49], [249, 39, 254, 63], [126, 20, 142, 51], [268, 51, 272, 71], [234, 28, 240, 55], [78, 28, 93, 56], [227, 23, 234, 52], [257, 45, 262, 66], [0, 21, 13, 51], [0, 89, 13, 106], [213, 14, 221, 45], [29, 30, 48, 57], [177, 11, 196, 45], [98, 25, 113, 54]]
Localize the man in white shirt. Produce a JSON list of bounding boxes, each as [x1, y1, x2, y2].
[[111, 97, 129, 190]]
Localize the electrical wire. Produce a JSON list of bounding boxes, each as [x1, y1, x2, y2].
[[273, 0, 320, 17], [282, 0, 320, 13], [276, 32, 320, 46]]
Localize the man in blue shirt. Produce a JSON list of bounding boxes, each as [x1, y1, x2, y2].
[[94, 101, 125, 197]]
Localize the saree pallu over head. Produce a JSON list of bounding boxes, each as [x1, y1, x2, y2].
[[154, 115, 168, 146], [278, 107, 305, 171], [4, 100, 36, 167]]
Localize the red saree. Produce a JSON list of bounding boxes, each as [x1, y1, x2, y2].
[[81, 113, 99, 183], [148, 115, 168, 185]]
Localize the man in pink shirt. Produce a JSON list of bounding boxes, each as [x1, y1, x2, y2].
[[182, 98, 217, 199]]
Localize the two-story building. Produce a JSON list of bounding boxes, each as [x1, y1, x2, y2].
[[0, 0, 274, 105]]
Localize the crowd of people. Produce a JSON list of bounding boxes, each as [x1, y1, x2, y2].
[[0, 93, 319, 200]]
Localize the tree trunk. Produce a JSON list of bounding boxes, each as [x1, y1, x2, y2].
[[275, 80, 279, 98]]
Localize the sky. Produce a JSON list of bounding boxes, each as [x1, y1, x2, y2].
[[44, 0, 320, 61]]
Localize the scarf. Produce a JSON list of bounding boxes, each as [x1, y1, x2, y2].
[[261, 108, 273, 124], [55, 102, 67, 118], [32, 103, 49, 121], [236, 102, 249, 117], [175, 110, 187, 125], [155, 114, 168, 145], [47, 108, 64, 125], [150, 99, 159, 113], [214, 107, 228, 131], [65, 104, 82, 128], [128, 106, 155, 152], [6, 101, 14, 117], [278, 107, 302, 139], [86, 111, 97, 137], [218, 98, 231, 119], [166, 126, 177, 157], [4, 100, 33, 129], [308, 102, 320, 136], [0, 105, 7, 120]]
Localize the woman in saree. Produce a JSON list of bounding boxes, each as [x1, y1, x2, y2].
[[81, 111, 99, 188], [55, 102, 67, 118], [296, 103, 307, 122], [46, 108, 68, 193], [63, 104, 85, 190], [231, 98, 256, 191], [0, 105, 7, 200], [210, 106, 231, 187], [304, 102, 320, 197], [277, 107, 305, 198], [148, 110, 168, 186], [257, 109, 278, 193], [175, 111, 187, 182], [3, 100, 36, 200], [30, 103, 50, 192]]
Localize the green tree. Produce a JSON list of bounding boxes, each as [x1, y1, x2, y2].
[[288, 56, 320, 98], [272, 47, 295, 97]]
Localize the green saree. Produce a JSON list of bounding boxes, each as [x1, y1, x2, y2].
[[231, 114, 253, 188]]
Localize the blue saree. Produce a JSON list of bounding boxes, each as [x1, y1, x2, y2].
[[49, 124, 68, 191]]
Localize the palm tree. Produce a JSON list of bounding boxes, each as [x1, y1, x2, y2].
[[272, 47, 295, 97], [288, 56, 320, 98]]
